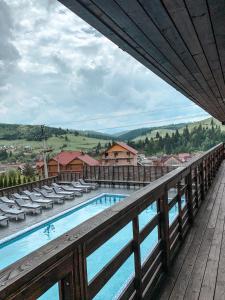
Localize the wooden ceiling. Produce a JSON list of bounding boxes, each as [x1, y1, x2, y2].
[[59, 0, 225, 122]]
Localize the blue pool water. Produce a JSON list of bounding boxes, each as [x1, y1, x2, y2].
[[0, 192, 184, 300]]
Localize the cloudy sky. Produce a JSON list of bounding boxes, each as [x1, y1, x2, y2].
[[0, 0, 209, 133]]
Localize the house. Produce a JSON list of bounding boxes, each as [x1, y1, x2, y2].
[[178, 153, 192, 162], [36, 151, 99, 177], [101, 142, 138, 166], [161, 155, 183, 167]]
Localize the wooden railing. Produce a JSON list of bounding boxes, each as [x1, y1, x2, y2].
[[59, 165, 176, 188], [0, 176, 58, 197], [84, 165, 176, 182], [0, 143, 224, 300]]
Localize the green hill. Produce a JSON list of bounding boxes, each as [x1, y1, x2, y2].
[[131, 117, 224, 142]]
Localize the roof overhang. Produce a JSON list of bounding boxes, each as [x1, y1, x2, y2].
[[59, 0, 225, 122]]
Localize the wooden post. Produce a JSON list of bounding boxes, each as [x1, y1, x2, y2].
[[132, 216, 143, 299], [59, 272, 75, 300], [159, 187, 170, 271], [73, 245, 88, 300], [177, 181, 183, 240], [187, 170, 194, 224], [200, 161, 205, 202]]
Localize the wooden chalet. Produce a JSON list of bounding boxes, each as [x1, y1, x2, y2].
[[101, 141, 138, 166], [36, 151, 99, 177]]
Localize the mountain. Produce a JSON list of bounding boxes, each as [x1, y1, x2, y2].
[[127, 117, 224, 142], [0, 117, 223, 149]]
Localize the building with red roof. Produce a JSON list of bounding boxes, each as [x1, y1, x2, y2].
[[36, 151, 99, 177], [101, 141, 138, 166]]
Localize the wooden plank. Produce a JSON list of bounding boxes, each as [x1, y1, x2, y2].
[[198, 183, 225, 300], [158, 161, 223, 299], [132, 217, 142, 298]]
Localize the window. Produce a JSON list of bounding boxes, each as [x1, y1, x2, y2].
[[114, 152, 118, 157], [127, 151, 130, 156], [105, 152, 108, 157]]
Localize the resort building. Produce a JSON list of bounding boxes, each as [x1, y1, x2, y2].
[[36, 151, 99, 177], [101, 141, 138, 166]]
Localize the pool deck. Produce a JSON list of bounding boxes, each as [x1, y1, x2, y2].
[[0, 187, 132, 241]]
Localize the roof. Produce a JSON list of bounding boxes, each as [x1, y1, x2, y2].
[[113, 141, 138, 155], [36, 161, 44, 168], [60, 1, 225, 122], [78, 154, 100, 166], [52, 151, 99, 166], [162, 156, 182, 164]]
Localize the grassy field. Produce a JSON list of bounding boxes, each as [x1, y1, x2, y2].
[[0, 134, 110, 155]]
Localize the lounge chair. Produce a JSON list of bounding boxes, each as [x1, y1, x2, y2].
[[34, 188, 65, 204], [79, 178, 98, 189], [52, 186, 75, 199], [71, 181, 91, 193], [0, 196, 15, 206], [0, 203, 26, 221], [42, 185, 54, 193], [12, 193, 30, 200], [15, 198, 42, 214], [52, 183, 83, 195], [23, 191, 53, 209], [0, 215, 9, 226]]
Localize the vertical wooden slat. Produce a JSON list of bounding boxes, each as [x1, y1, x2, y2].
[[200, 161, 205, 202], [59, 272, 75, 300], [74, 246, 88, 300], [187, 170, 194, 224], [177, 181, 183, 240], [132, 216, 143, 299], [159, 188, 170, 271]]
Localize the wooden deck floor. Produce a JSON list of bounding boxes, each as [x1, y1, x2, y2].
[[158, 161, 225, 300]]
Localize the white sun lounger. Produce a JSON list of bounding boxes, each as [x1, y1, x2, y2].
[[0, 215, 9, 226], [0, 196, 15, 206], [34, 188, 65, 204], [23, 191, 53, 209], [52, 183, 83, 195], [79, 179, 98, 189], [0, 203, 26, 221], [71, 182, 91, 193], [15, 198, 42, 214]]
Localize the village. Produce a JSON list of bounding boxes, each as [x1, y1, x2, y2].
[[0, 140, 194, 180]]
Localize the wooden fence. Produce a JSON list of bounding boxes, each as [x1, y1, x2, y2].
[[0, 176, 58, 197], [59, 165, 176, 187], [0, 143, 224, 300]]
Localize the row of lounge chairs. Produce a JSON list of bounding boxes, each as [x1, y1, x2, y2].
[[0, 179, 99, 226]]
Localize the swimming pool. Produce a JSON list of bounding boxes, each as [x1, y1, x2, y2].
[[0, 192, 184, 299]]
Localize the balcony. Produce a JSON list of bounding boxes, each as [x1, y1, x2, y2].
[[0, 142, 224, 299]]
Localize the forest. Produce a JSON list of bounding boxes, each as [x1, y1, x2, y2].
[[128, 120, 225, 155]]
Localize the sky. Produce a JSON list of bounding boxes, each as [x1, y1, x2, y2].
[[0, 0, 209, 133]]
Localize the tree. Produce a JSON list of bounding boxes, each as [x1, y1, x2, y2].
[[12, 176, 17, 186], [8, 176, 13, 187], [0, 175, 3, 188], [7, 168, 17, 178], [17, 175, 22, 185], [23, 163, 34, 177]]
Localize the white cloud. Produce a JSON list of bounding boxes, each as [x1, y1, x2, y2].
[[0, 0, 208, 133]]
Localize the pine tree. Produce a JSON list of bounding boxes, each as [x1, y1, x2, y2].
[[12, 176, 17, 186], [17, 175, 22, 185], [8, 176, 13, 187], [0, 175, 3, 188]]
